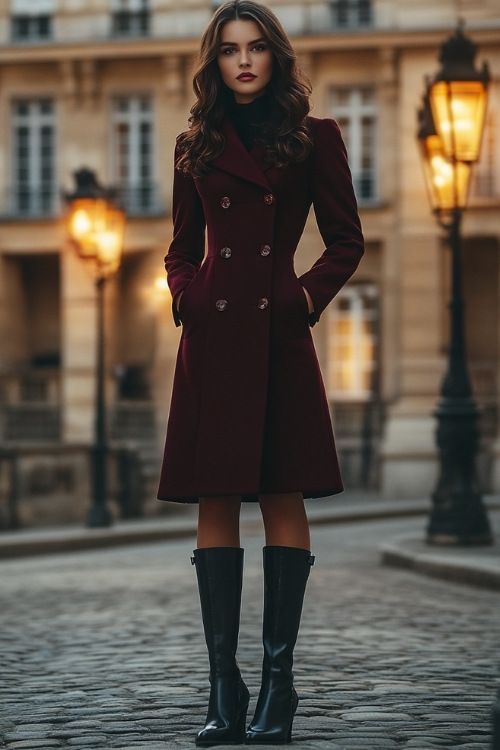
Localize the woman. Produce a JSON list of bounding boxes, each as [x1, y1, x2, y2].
[[158, 0, 364, 745]]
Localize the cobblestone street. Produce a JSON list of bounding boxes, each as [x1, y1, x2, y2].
[[1, 512, 499, 749]]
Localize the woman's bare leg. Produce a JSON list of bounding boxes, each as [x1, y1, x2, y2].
[[258, 492, 310, 549], [197, 495, 242, 548]]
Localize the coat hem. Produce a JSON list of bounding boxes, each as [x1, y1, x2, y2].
[[157, 486, 344, 504]]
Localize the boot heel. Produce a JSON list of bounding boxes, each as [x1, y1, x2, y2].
[[286, 688, 298, 744], [236, 682, 250, 743], [237, 704, 249, 743]]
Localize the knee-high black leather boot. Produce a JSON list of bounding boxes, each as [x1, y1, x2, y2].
[[246, 546, 314, 745], [192, 547, 249, 747]]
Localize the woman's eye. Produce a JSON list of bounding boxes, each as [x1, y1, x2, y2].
[[252, 44, 267, 52], [221, 47, 236, 55]]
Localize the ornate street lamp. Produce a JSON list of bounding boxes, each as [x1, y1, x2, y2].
[[65, 168, 126, 527], [417, 93, 472, 213], [417, 26, 493, 545]]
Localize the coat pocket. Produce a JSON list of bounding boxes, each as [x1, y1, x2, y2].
[[273, 273, 312, 341], [178, 257, 212, 340]]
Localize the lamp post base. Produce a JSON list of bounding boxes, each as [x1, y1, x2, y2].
[[86, 443, 112, 528], [86, 504, 113, 528], [427, 496, 493, 546], [427, 398, 493, 546]]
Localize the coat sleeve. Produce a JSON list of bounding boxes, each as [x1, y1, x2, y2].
[[164, 141, 206, 327], [298, 118, 364, 326]]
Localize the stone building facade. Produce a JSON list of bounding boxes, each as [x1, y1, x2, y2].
[[0, 0, 499, 524]]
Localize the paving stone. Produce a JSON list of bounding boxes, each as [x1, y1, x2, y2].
[[4, 742, 63, 749], [0, 514, 498, 749], [66, 736, 108, 746]]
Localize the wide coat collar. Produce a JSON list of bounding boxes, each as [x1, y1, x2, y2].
[[210, 116, 273, 191]]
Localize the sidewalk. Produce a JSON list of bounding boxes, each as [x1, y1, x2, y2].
[[0, 492, 429, 558], [380, 513, 500, 591], [1, 491, 499, 591]]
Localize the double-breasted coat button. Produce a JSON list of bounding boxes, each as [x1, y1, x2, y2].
[[220, 196, 231, 209], [220, 247, 232, 258], [260, 244, 271, 256], [264, 194, 274, 205], [216, 299, 228, 311], [258, 298, 269, 310]]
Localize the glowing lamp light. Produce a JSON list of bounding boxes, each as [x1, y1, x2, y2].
[[155, 276, 170, 293], [430, 80, 488, 163], [417, 93, 473, 214], [428, 25, 489, 164], [417, 100, 472, 212], [65, 170, 125, 279]]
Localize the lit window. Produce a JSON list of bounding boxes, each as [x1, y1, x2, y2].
[[11, 99, 56, 217], [111, 95, 156, 214], [328, 284, 378, 401], [330, 87, 377, 203]]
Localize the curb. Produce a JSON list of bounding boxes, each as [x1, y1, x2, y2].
[[0, 498, 431, 560], [380, 533, 500, 591], [0, 520, 198, 560]]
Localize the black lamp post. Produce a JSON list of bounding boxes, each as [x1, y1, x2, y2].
[[65, 168, 126, 528], [417, 26, 493, 546]]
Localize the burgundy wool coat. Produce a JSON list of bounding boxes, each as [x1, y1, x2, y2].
[[157, 115, 364, 503]]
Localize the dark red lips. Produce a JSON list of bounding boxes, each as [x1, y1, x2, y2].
[[237, 73, 257, 81]]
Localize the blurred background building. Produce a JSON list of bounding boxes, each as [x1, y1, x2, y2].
[[0, 0, 498, 525]]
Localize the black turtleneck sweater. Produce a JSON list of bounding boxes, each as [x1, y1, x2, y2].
[[229, 95, 270, 151]]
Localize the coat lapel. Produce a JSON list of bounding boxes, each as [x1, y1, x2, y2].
[[211, 117, 273, 191]]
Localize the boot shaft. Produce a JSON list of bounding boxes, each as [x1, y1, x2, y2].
[[192, 546, 244, 677], [246, 546, 314, 745], [261, 546, 314, 678]]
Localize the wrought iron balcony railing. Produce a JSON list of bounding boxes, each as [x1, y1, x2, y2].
[[1, 186, 59, 219], [114, 181, 164, 216]]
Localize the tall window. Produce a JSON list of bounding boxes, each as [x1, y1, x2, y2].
[[111, 0, 149, 37], [11, 99, 56, 217], [330, 0, 372, 29], [111, 96, 156, 214], [327, 284, 378, 401], [330, 87, 377, 203], [10, 0, 53, 42]]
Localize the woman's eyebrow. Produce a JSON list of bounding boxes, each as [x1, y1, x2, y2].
[[220, 37, 267, 47]]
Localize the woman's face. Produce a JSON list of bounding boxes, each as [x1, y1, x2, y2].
[[217, 19, 273, 104]]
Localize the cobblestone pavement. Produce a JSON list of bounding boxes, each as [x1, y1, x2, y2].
[[1, 513, 499, 750]]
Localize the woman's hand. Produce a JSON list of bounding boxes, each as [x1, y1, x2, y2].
[[302, 286, 314, 314]]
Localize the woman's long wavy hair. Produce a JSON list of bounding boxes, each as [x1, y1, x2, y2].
[[177, 0, 313, 176]]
